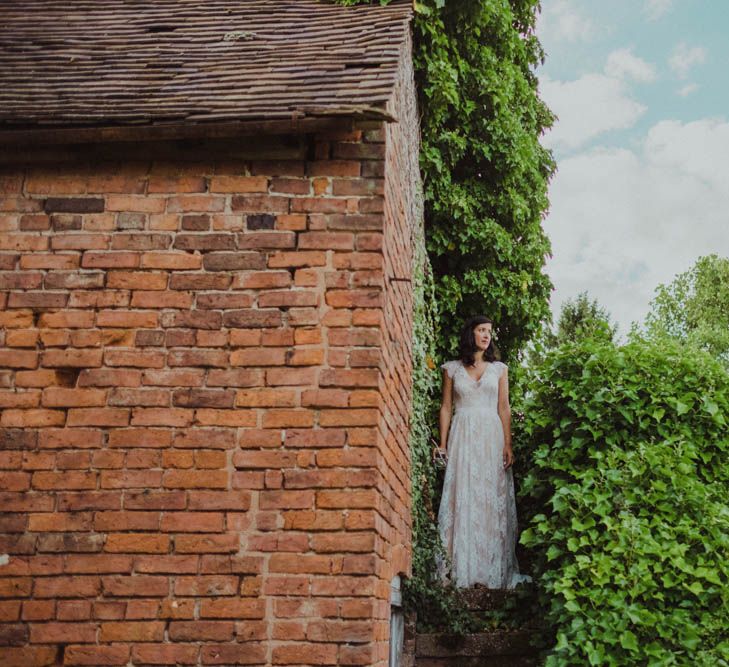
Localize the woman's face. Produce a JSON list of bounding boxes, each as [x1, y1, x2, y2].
[[473, 323, 492, 351]]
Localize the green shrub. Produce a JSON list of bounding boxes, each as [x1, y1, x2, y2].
[[518, 338, 729, 666]]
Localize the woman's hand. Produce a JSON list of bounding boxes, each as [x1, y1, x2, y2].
[[502, 446, 514, 470]]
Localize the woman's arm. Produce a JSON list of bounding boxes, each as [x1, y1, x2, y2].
[[498, 364, 514, 469], [438, 368, 454, 451]]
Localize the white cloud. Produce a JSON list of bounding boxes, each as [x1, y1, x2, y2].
[[605, 48, 657, 83], [545, 119, 729, 334], [677, 83, 699, 97], [541, 50, 655, 151], [669, 42, 707, 79], [537, 0, 594, 45], [644, 0, 673, 20]]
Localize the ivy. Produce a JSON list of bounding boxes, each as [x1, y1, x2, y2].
[[337, 0, 554, 635], [518, 338, 729, 665], [415, 0, 555, 361], [332, 2, 552, 645]]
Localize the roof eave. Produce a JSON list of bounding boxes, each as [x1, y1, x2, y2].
[[0, 106, 396, 147]]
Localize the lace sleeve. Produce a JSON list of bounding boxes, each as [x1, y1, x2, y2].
[[496, 361, 508, 378], [440, 360, 460, 379]]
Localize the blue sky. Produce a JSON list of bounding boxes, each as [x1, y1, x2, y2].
[[535, 0, 729, 335]]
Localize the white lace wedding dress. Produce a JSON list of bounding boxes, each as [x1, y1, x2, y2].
[[436, 359, 531, 589]]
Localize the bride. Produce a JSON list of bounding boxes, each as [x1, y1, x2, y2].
[[434, 315, 531, 589]]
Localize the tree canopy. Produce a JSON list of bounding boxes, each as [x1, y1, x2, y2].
[[642, 254, 729, 364]]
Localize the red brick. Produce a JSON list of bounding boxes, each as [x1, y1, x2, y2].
[[168, 620, 234, 641], [99, 621, 165, 642], [94, 511, 159, 531], [28, 622, 97, 644], [75, 369, 139, 388], [0, 311, 34, 328], [37, 429, 102, 450], [102, 575, 168, 597], [104, 349, 165, 368], [271, 643, 338, 665], [171, 429, 235, 450], [175, 534, 239, 554], [31, 471, 96, 490], [267, 251, 326, 268], [163, 470, 228, 489], [104, 534, 169, 554], [187, 491, 249, 511], [141, 369, 205, 387], [160, 512, 224, 533], [57, 599, 92, 621], [40, 349, 102, 368], [96, 310, 158, 328], [173, 575, 238, 596], [0, 390, 40, 408], [131, 290, 192, 308], [232, 271, 291, 289], [20, 253, 77, 270], [66, 408, 129, 427], [40, 388, 106, 408], [0, 234, 49, 251], [99, 470, 162, 489], [108, 269, 168, 290], [167, 349, 229, 367], [132, 644, 199, 665], [0, 647, 58, 667], [56, 491, 119, 512], [308, 160, 361, 177], [133, 555, 198, 574], [124, 491, 186, 510], [34, 576, 100, 598], [148, 174, 207, 193], [107, 387, 168, 407], [20, 600, 53, 621], [63, 645, 130, 665], [65, 555, 133, 574], [0, 578, 32, 597], [28, 512, 92, 532], [201, 644, 267, 665], [0, 271, 42, 289], [199, 598, 265, 620], [230, 348, 286, 367], [141, 251, 202, 270]]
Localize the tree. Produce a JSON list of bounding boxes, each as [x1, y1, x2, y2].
[[526, 292, 616, 368], [546, 291, 617, 347], [643, 254, 729, 363]]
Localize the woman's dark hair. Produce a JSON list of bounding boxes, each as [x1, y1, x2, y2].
[[459, 315, 500, 366]]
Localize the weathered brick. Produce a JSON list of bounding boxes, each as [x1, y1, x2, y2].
[[131, 644, 199, 665], [81, 251, 140, 268], [202, 251, 265, 271], [99, 621, 165, 642], [140, 251, 202, 269], [63, 645, 130, 666], [44, 197, 104, 213], [0, 350, 38, 369], [222, 309, 282, 329], [41, 388, 106, 408]]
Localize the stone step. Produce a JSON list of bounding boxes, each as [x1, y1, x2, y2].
[[416, 656, 538, 667], [459, 586, 516, 612], [416, 630, 539, 659]]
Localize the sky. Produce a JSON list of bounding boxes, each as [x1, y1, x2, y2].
[[535, 0, 729, 337]]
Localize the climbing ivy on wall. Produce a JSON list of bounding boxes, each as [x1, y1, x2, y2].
[[341, 0, 555, 359], [339, 0, 554, 632], [414, 0, 555, 362]]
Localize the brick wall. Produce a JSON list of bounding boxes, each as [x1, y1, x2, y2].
[[0, 38, 421, 667]]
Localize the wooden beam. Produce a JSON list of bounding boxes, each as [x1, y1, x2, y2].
[[0, 115, 371, 147]]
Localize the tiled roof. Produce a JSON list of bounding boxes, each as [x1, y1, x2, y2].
[[0, 0, 412, 130]]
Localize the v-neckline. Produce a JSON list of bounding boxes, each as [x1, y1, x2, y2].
[[461, 361, 491, 383]]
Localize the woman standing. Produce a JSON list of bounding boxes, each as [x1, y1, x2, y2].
[[435, 315, 531, 589]]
